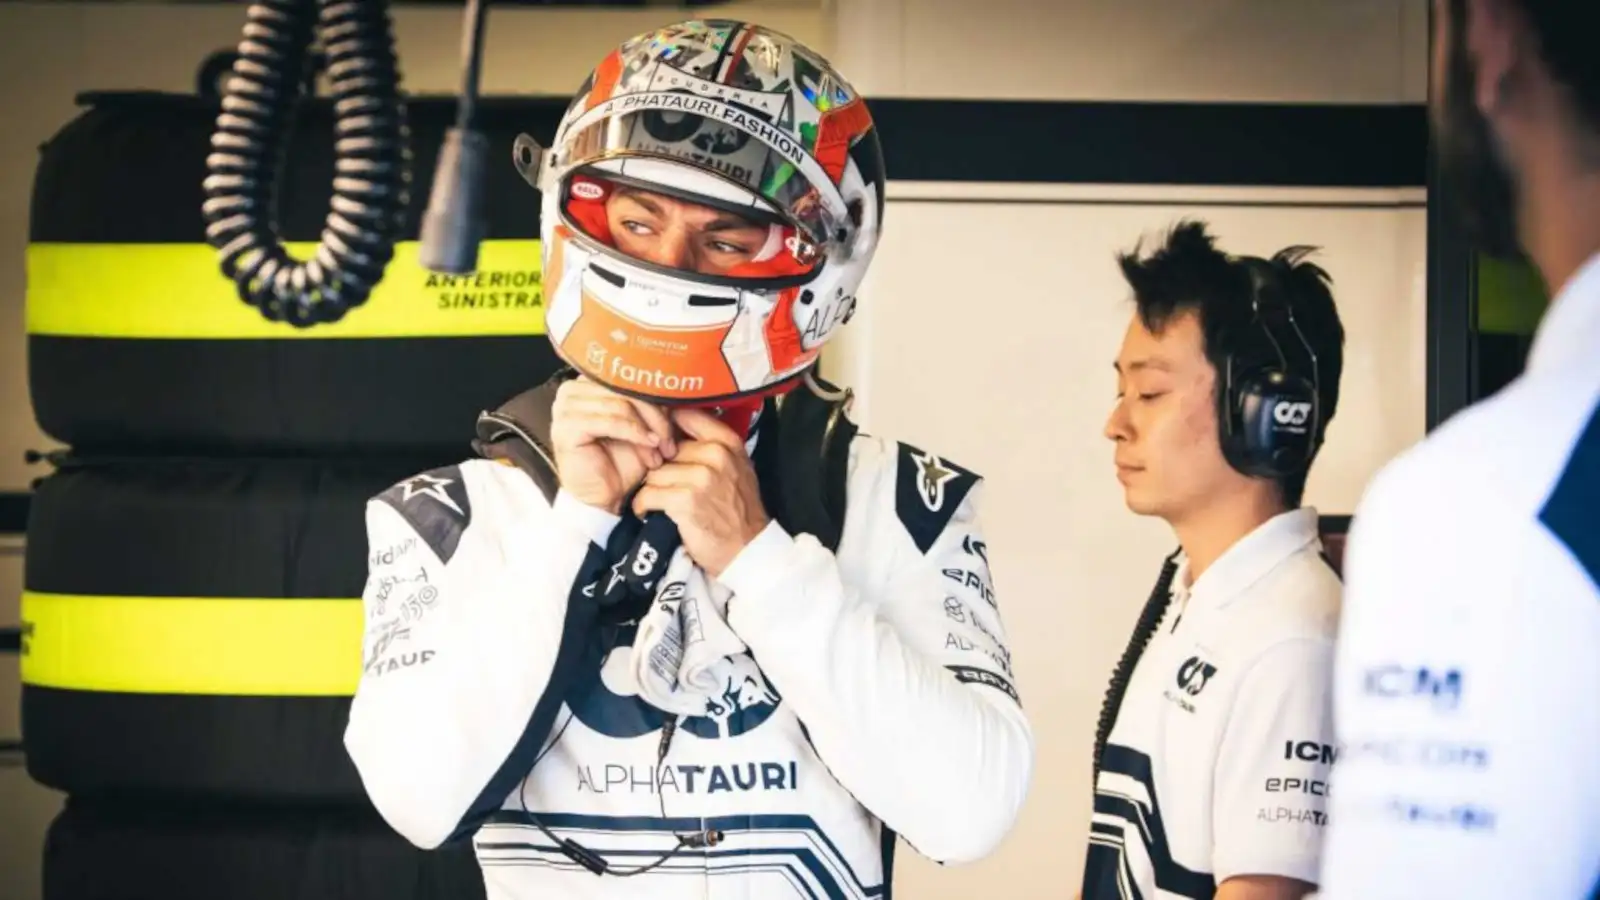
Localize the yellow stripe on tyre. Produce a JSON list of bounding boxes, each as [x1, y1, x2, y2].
[[20, 592, 364, 696], [26, 239, 546, 339]]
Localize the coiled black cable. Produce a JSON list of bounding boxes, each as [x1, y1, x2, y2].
[[202, 0, 411, 328], [1091, 548, 1182, 780]]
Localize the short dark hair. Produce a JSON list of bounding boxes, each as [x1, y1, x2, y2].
[[1115, 219, 1346, 508], [1508, 0, 1600, 130]]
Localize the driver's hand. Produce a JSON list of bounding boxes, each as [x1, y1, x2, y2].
[[550, 377, 676, 515]]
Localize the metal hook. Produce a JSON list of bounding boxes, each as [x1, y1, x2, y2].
[[804, 367, 851, 403], [804, 368, 855, 452], [511, 133, 545, 190]]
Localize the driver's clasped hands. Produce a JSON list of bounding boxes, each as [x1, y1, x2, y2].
[[550, 375, 674, 515], [550, 376, 769, 577]]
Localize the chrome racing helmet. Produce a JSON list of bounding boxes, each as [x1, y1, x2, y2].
[[513, 19, 886, 405]]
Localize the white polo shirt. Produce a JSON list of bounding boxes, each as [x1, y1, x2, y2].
[[1318, 253, 1600, 899], [1083, 508, 1342, 900]]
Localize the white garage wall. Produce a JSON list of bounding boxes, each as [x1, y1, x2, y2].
[[828, 0, 1429, 103], [821, 1, 1430, 897]]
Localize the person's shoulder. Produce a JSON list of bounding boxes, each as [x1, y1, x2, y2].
[[370, 458, 533, 509], [1214, 580, 1340, 715], [847, 432, 985, 556], [1244, 546, 1343, 645], [366, 458, 543, 564], [1346, 366, 1600, 626], [1208, 559, 1340, 686], [1370, 364, 1600, 521]]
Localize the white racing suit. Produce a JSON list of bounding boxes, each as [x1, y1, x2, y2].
[[344, 429, 1034, 899]]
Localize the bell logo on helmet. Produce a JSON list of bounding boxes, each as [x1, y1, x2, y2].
[[1272, 400, 1313, 428], [571, 180, 606, 201]]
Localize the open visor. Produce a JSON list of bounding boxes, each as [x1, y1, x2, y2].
[[560, 167, 822, 287], [555, 95, 856, 251]]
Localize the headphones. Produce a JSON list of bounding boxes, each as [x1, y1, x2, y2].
[[1218, 258, 1323, 480]]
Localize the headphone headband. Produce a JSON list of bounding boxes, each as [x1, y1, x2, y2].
[[1243, 258, 1321, 403]]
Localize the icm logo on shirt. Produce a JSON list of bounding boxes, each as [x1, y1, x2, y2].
[[1362, 664, 1463, 711], [1284, 740, 1339, 765], [1176, 656, 1219, 696]]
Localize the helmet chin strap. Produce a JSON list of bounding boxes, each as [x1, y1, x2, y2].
[[693, 396, 765, 441]]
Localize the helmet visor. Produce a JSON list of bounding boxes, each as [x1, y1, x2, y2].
[[555, 96, 855, 249], [559, 168, 820, 286]]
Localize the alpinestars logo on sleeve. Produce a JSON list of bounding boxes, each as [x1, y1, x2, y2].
[[913, 451, 959, 511], [893, 442, 980, 555], [376, 465, 474, 565], [398, 473, 465, 515]]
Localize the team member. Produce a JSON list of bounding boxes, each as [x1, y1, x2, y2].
[[1318, 1, 1600, 896], [1083, 221, 1346, 900], [342, 20, 1033, 899]]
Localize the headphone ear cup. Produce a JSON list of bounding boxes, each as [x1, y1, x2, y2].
[[1224, 370, 1273, 477], [1255, 371, 1319, 478], [1224, 368, 1319, 479], [1218, 366, 1255, 475]]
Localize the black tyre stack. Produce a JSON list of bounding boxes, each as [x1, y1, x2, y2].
[[21, 88, 567, 900]]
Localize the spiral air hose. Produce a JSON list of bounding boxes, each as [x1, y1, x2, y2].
[[202, 0, 412, 327], [1091, 549, 1182, 780]]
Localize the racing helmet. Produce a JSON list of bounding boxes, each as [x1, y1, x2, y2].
[[513, 19, 886, 405]]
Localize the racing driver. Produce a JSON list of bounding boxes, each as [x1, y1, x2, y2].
[[343, 19, 1034, 899]]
